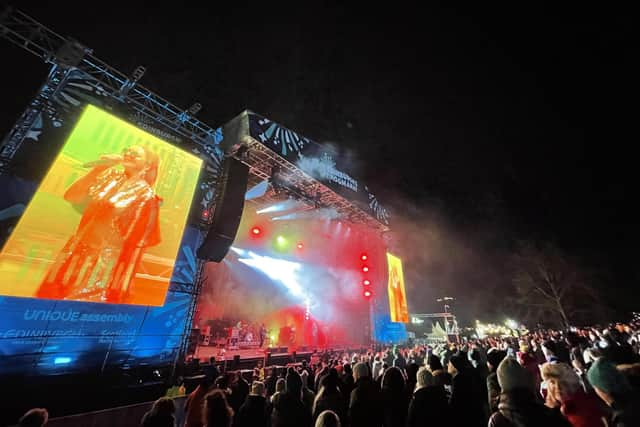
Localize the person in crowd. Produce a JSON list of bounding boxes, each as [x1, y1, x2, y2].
[[235, 381, 268, 427], [489, 357, 571, 427], [393, 349, 407, 372], [543, 340, 560, 363], [341, 363, 355, 400], [587, 357, 640, 426], [541, 362, 606, 427], [271, 370, 312, 427], [487, 348, 508, 413], [380, 366, 409, 427], [406, 367, 449, 427], [228, 372, 249, 414], [372, 355, 384, 380], [18, 408, 48, 427], [203, 389, 234, 427], [141, 397, 176, 427], [185, 376, 213, 427], [271, 378, 286, 405], [448, 352, 487, 427], [518, 340, 542, 389], [315, 410, 341, 427], [313, 369, 346, 424], [349, 361, 383, 427], [315, 366, 330, 392], [265, 367, 279, 396], [405, 362, 420, 393], [300, 370, 317, 414], [204, 357, 219, 383]]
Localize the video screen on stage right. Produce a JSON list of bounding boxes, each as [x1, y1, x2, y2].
[[387, 252, 409, 323]]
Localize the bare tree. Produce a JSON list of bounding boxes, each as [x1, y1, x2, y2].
[[510, 242, 598, 329]]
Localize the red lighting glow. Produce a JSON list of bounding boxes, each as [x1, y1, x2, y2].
[[363, 279, 371, 286], [251, 227, 262, 236], [360, 254, 368, 261], [362, 266, 369, 273], [297, 243, 304, 250], [364, 290, 372, 298], [202, 210, 209, 219]]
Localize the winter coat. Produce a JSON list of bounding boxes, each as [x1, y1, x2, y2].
[[349, 377, 383, 427], [313, 389, 346, 425], [381, 385, 409, 427], [449, 369, 487, 427], [488, 390, 572, 427], [610, 393, 640, 427], [271, 391, 311, 427], [235, 395, 268, 427], [487, 371, 502, 413], [559, 391, 607, 427], [406, 385, 449, 427]]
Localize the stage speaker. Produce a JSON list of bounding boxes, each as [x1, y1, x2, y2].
[[233, 355, 241, 369], [197, 158, 249, 262]]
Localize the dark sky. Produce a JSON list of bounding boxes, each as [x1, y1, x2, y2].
[[1, 4, 636, 320]]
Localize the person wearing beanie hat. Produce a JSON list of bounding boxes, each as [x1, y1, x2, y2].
[[587, 358, 640, 426], [407, 366, 449, 427], [489, 358, 571, 427], [497, 357, 534, 393], [235, 381, 268, 427], [349, 361, 383, 427], [449, 352, 487, 427], [541, 362, 606, 427], [271, 370, 312, 427]]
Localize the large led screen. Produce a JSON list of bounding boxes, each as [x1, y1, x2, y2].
[[387, 252, 409, 323], [0, 105, 202, 306]]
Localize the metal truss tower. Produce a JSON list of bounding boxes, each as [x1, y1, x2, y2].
[[0, 6, 222, 360]]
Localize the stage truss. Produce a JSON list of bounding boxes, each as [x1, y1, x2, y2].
[[236, 134, 390, 234]]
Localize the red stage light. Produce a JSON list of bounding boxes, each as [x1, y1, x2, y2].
[[251, 227, 262, 236], [364, 290, 372, 298], [363, 279, 371, 286], [202, 210, 209, 219], [297, 243, 304, 250], [362, 266, 369, 273], [360, 254, 368, 261]]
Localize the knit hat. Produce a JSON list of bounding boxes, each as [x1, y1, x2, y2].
[[285, 371, 302, 395], [497, 357, 534, 393], [250, 381, 265, 396], [486, 348, 507, 370], [416, 366, 434, 389], [449, 352, 470, 372], [353, 362, 369, 381], [587, 358, 631, 396]]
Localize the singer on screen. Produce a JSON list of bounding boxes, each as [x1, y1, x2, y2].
[[36, 145, 162, 304]]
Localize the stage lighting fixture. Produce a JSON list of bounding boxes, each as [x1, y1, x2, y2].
[[251, 227, 262, 236], [363, 279, 371, 286], [276, 235, 287, 246], [361, 254, 368, 261], [297, 243, 304, 250], [362, 266, 369, 273], [201, 209, 209, 219], [364, 290, 372, 298]]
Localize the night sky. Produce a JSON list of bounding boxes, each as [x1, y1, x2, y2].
[[1, 4, 635, 322]]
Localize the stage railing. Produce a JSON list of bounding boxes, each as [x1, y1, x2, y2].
[[11, 396, 188, 427]]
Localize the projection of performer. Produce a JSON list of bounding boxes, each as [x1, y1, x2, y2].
[[387, 253, 409, 323], [36, 145, 162, 304]]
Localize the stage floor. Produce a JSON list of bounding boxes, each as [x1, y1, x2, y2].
[[194, 346, 268, 362]]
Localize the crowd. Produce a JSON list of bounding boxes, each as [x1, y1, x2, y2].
[[15, 324, 640, 427]]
